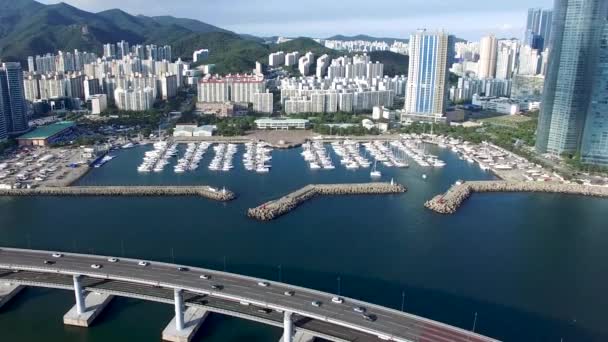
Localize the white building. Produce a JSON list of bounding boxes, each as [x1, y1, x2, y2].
[[269, 51, 286, 67], [285, 52, 300, 66], [478, 35, 498, 78], [114, 87, 155, 111], [198, 74, 266, 104], [253, 91, 273, 114], [160, 74, 178, 100], [88, 94, 107, 114], [472, 95, 520, 115], [255, 118, 309, 130], [193, 49, 209, 63]]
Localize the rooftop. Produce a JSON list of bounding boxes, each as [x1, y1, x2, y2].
[[18, 121, 76, 140], [255, 118, 309, 124]]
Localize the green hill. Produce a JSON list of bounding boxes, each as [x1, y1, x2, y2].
[[0, 0, 231, 62], [369, 51, 408, 76]]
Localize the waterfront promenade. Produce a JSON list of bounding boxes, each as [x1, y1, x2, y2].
[[248, 183, 406, 221], [425, 181, 608, 214], [0, 186, 236, 201]]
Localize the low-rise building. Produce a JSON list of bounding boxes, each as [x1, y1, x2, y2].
[[17, 121, 76, 147], [255, 118, 309, 130]]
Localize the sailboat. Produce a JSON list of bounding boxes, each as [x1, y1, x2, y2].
[[370, 161, 382, 178]]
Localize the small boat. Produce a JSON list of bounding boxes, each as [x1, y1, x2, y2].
[[370, 161, 381, 178]]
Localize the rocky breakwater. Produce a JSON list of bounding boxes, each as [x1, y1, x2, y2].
[[425, 181, 608, 214], [248, 182, 406, 221], [0, 186, 236, 202]]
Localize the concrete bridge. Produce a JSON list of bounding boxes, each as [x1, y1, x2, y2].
[[0, 247, 499, 342]]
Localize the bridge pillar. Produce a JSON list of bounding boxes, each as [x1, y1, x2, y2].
[[174, 289, 185, 331], [0, 283, 24, 310], [283, 311, 294, 342], [73, 275, 86, 314], [163, 289, 208, 342]]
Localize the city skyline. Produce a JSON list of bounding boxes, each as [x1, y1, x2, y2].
[[38, 0, 553, 40]]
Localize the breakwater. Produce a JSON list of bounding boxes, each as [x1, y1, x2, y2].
[[248, 182, 406, 221], [425, 181, 608, 214], [0, 186, 236, 201]]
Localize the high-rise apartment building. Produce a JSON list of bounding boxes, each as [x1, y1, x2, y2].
[[404, 30, 453, 117], [536, 0, 608, 158], [478, 35, 498, 78], [0, 62, 28, 135]]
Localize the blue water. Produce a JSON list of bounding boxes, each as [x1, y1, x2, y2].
[[0, 144, 606, 341]]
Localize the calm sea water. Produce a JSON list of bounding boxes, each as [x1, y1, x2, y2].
[[0, 144, 606, 342]]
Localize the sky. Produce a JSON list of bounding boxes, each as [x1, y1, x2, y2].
[[38, 0, 554, 40]]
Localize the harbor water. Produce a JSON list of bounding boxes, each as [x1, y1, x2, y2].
[[0, 144, 607, 341]]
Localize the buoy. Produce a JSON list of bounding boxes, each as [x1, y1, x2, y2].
[[422, 174, 427, 180]]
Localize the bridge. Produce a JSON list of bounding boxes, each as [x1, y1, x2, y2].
[[0, 248, 499, 342]]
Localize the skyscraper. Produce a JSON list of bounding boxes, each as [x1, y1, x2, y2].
[[0, 62, 28, 135], [404, 30, 453, 116], [581, 23, 608, 166], [536, 0, 608, 157], [526, 8, 553, 50], [478, 35, 498, 78]]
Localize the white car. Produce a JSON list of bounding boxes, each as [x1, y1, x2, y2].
[[107, 258, 119, 263], [199, 274, 211, 280], [284, 291, 295, 297], [311, 301, 322, 307], [257, 281, 269, 287], [51, 253, 63, 258], [90, 264, 102, 269], [354, 306, 366, 313], [332, 297, 344, 304], [138, 261, 149, 267]]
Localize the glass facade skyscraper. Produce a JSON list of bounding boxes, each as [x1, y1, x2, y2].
[[535, 0, 608, 157], [581, 23, 608, 166], [0, 62, 28, 136]]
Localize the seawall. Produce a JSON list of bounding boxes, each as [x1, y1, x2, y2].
[[425, 181, 608, 214], [0, 186, 236, 202], [248, 182, 406, 221]]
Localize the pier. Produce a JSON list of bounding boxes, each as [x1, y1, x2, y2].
[[248, 182, 406, 221], [0, 186, 236, 201], [425, 181, 608, 214]]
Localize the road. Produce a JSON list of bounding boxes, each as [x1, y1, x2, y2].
[[0, 248, 499, 342]]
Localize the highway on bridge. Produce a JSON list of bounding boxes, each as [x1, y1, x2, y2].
[[0, 247, 499, 342]]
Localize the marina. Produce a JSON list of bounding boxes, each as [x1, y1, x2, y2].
[[301, 141, 335, 170], [174, 142, 210, 173], [137, 141, 178, 173], [209, 144, 237, 172], [363, 141, 409, 168], [243, 142, 273, 173], [1, 142, 607, 342], [391, 137, 446, 168], [331, 140, 372, 170]]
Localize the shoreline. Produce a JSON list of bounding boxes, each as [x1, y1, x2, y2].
[[425, 181, 608, 214]]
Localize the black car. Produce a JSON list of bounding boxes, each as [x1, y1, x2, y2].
[[43, 260, 55, 265], [256, 308, 272, 314], [211, 284, 223, 291], [363, 313, 377, 322], [177, 267, 189, 272]]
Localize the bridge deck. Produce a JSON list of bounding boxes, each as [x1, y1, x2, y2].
[[0, 248, 499, 342]]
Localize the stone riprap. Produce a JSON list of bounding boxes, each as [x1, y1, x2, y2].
[[425, 181, 608, 214], [0, 186, 236, 202], [248, 183, 406, 221]]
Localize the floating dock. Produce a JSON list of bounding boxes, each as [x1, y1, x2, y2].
[[0, 186, 236, 202], [248, 182, 406, 221], [425, 181, 608, 214]]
